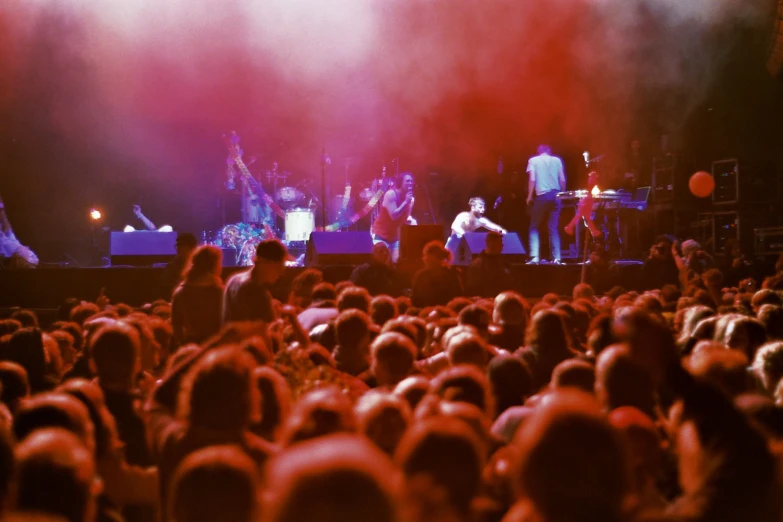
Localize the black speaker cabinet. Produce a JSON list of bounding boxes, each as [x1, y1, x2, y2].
[[110, 231, 177, 266], [453, 232, 527, 265], [399, 225, 445, 263], [305, 232, 374, 266]]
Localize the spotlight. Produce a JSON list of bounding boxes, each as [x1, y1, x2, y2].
[[90, 209, 102, 221]]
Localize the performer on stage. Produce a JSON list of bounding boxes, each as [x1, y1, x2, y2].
[[445, 197, 506, 261], [239, 160, 273, 227], [370, 172, 416, 263], [0, 194, 38, 267], [526, 144, 566, 264]]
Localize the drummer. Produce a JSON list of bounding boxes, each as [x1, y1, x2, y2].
[[371, 172, 416, 263], [445, 197, 506, 261]]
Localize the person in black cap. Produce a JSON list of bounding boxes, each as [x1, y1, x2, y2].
[[162, 232, 199, 297], [223, 238, 289, 324]]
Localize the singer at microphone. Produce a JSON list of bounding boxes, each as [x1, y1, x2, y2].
[[370, 172, 415, 263]]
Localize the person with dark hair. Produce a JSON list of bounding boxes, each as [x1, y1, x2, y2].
[[12, 428, 99, 522], [162, 232, 199, 296], [516, 310, 579, 390], [6, 327, 54, 393], [287, 268, 323, 309], [370, 295, 398, 327], [280, 387, 357, 446], [146, 346, 274, 519], [89, 323, 152, 468], [57, 378, 158, 518], [431, 365, 494, 418], [69, 302, 101, 326], [170, 446, 260, 522], [395, 416, 486, 522], [10, 309, 38, 328], [393, 376, 430, 412], [13, 393, 95, 453], [251, 366, 292, 443], [0, 319, 22, 338], [333, 309, 372, 377], [350, 242, 403, 297], [757, 304, 783, 341], [526, 144, 566, 265], [367, 332, 417, 388], [355, 391, 411, 456], [642, 236, 680, 290], [595, 345, 657, 419], [487, 354, 533, 418], [337, 286, 372, 314], [490, 292, 528, 352], [411, 240, 463, 308], [0, 361, 29, 416], [371, 172, 416, 263], [264, 434, 400, 522], [0, 422, 12, 518], [551, 359, 595, 393], [585, 313, 618, 359], [445, 332, 493, 370], [724, 315, 767, 360], [506, 391, 632, 522], [297, 281, 339, 333], [171, 245, 224, 346], [223, 239, 289, 324], [668, 380, 781, 522]]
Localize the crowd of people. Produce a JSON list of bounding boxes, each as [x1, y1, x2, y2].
[[1, 233, 783, 522]]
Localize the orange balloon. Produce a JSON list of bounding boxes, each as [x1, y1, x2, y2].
[[689, 171, 715, 198]]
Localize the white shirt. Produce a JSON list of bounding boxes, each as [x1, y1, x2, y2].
[[0, 230, 21, 257], [527, 153, 564, 195]]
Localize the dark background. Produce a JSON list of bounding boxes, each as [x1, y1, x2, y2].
[[1, 0, 782, 264]]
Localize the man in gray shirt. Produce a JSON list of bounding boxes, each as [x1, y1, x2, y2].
[[223, 239, 289, 324], [526, 145, 566, 264]]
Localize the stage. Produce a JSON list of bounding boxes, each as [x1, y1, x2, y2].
[[0, 262, 645, 309]]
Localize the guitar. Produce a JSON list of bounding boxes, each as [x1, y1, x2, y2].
[[223, 132, 285, 220], [336, 182, 352, 225]]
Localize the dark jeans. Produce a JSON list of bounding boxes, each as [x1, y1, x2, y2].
[[529, 190, 561, 260]]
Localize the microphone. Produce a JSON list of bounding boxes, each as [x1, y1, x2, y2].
[[494, 196, 502, 209]]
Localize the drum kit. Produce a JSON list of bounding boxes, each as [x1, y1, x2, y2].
[[220, 156, 395, 266]]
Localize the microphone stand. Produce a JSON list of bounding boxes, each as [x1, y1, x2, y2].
[[320, 148, 327, 229]]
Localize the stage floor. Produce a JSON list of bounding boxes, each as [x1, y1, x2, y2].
[[0, 262, 644, 309]]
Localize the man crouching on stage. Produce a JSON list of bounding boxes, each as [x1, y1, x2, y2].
[[371, 172, 416, 263], [445, 197, 506, 262]]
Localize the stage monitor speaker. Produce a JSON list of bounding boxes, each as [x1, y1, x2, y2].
[[110, 231, 177, 266], [399, 225, 445, 263], [453, 232, 527, 266], [305, 232, 374, 266]]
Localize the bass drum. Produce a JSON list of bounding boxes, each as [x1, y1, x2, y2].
[[284, 208, 315, 242]]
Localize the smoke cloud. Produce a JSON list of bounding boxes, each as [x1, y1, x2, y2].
[[0, 0, 774, 257]]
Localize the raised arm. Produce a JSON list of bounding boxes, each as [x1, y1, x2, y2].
[[383, 190, 411, 221], [133, 205, 157, 231]]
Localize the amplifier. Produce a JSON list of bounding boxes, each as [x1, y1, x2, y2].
[[695, 208, 778, 255], [712, 159, 780, 205], [754, 227, 783, 256], [651, 155, 695, 204]]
